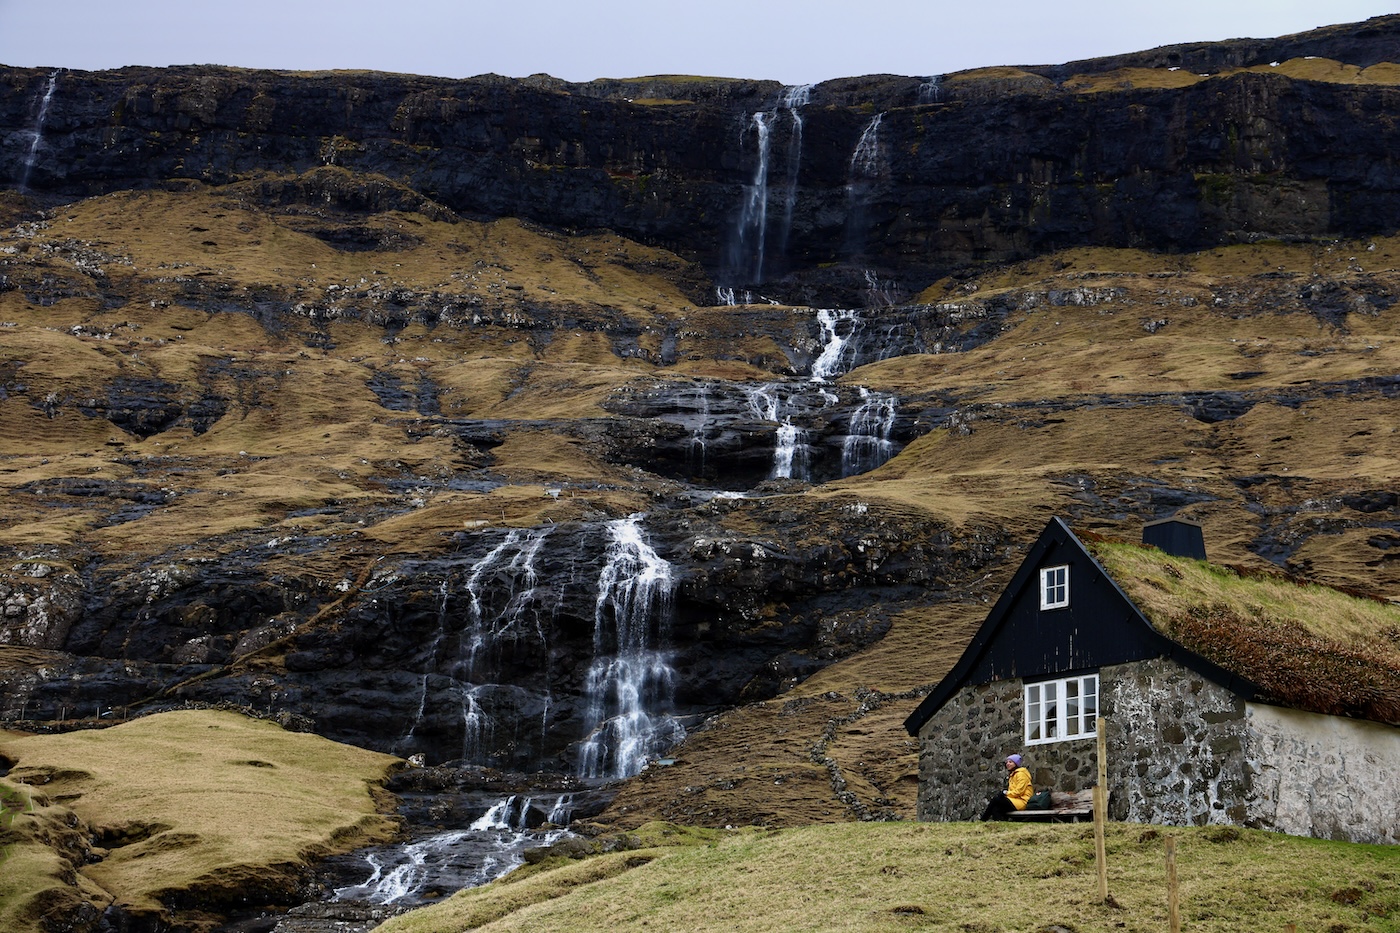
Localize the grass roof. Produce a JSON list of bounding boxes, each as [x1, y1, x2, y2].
[[1090, 538, 1400, 725]]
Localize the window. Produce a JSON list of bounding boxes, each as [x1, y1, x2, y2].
[[1025, 674, 1098, 745], [1039, 565, 1069, 610]]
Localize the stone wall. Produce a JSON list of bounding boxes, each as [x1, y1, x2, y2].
[[916, 657, 1250, 826], [1245, 703, 1400, 845], [1102, 657, 1251, 827]]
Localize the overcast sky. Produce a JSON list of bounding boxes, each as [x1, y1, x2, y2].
[[0, 1, 1395, 86]]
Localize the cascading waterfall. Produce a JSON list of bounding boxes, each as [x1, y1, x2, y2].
[[19, 72, 58, 193], [462, 528, 552, 680], [335, 796, 570, 906], [811, 308, 860, 382], [841, 387, 899, 475], [402, 578, 451, 751], [455, 527, 554, 761], [744, 383, 811, 481], [850, 113, 885, 178], [578, 516, 683, 779], [401, 528, 556, 765], [919, 77, 943, 103]]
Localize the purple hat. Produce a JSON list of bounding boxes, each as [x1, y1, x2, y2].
[[1006, 754, 1022, 766]]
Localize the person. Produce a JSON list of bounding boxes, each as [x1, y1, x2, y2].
[[980, 753, 1033, 821]]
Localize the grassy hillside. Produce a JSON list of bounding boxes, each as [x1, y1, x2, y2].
[[0, 710, 401, 933], [376, 820, 1400, 933]]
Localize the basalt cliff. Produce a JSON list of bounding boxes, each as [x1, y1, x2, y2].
[[3, 15, 1400, 932]]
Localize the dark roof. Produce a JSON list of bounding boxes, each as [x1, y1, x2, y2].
[[903, 517, 1261, 736]]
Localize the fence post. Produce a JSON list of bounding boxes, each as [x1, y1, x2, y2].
[[1166, 836, 1180, 933], [1094, 717, 1108, 901], [1096, 716, 1107, 796]]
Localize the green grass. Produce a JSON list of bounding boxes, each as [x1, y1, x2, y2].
[[379, 821, 1400, 933]]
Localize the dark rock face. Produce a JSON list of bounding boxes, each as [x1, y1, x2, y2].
[[6, 16, 1400, 303], [2, 504, 1002, 774]]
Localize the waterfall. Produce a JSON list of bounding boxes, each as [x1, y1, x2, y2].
[[919, 77, 942, 104], [462, 528, 552, 680], [744, 383, 811, 481], [850, 113, 885, 179], [772, 420, 809, 480], [845, 113, 887, 258], [687, 382, 710, 475], [334, 801, 570, 906], [546, 794, 574, 825], [19, 72, 58, 193], [811, 308, 860, 382], [578, 516, 682, 779], [863, 269, 898, 308], [400, 528, 556, 765], [723, 85, 811, 290], [729, 110, 773, 286], [841, 387, 899, 476], [470, 795, 531, 831], [778, 84, 812, 257]]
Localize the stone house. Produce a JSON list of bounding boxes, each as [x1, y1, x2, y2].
[[903, 516, 1400, 844]]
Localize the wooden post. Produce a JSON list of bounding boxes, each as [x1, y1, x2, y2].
[[1166, 836, 1180, 933], [1096, 716, 1107, 796], [1094, 785, 1108, 900], [1093, 716, 1108, 901]]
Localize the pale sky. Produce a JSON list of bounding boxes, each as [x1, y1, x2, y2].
[[0, 1, 1395, 86]]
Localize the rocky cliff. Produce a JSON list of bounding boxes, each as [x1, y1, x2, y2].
[[6, 15, 1400, 304]]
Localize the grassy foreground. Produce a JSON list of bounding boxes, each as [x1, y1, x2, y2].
[[0, 710, 401, 932], [380, 821, 1400, 933]]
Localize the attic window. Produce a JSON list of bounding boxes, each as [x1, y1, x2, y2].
[[1039, 565, 1069, 610], [1025, 673, 1098, 745]]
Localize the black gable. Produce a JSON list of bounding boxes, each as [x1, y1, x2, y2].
[[903, 517, 1259, 736]]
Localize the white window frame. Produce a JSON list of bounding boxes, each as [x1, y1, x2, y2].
[[1039, 564, 1069, 610], [1024, 673, 1098, 745]]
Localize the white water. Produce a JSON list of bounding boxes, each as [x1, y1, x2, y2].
[[725, 85, 812, 291], [849, 113, 886, 179], [19, 72, 58, 193], [401, 528, 557, 763], [918, 78, 942, 104], [336, 796, 571, 906], [744, 383, 812, 481], [841, 387, 899, 475], [732, 110, 773, 284], [778, 83, 812, 257], [462, 528, 552, 679], [687, 382, 710, 474], [811, 308, 860, 382], [578, 516, 683, 779]]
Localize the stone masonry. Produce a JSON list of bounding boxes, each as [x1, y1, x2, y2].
[[916, 656, 1399, 844]]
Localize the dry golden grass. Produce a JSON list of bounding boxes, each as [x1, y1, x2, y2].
[[20, 175, 700, 321], [379, 820, 1400, 933], [1240, 57, 1400, 85], [0, 710, 400, 929], [1063, 67, 1208, 93]]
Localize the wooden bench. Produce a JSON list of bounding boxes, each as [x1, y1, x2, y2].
[[1008, 788, 1097, 822]]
